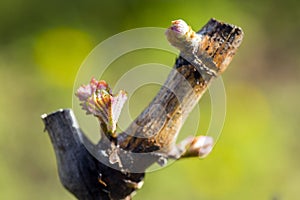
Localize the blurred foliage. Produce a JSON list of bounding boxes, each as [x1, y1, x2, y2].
[[0, 0, 299, 199]]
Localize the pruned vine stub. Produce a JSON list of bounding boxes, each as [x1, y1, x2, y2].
[[42, 18, 243, 200]]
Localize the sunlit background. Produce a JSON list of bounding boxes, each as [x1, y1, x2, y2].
[[0, 0, 299, 199]]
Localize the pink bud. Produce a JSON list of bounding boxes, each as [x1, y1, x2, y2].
[[76, 78, 127, 134]]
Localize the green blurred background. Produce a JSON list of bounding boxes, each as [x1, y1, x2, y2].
[[0, 0, 299, 199]]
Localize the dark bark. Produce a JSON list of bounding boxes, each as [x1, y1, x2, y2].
[[42, 110, 145, 200]]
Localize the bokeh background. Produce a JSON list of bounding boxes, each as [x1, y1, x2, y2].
[[0, 0, 299, 199]]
